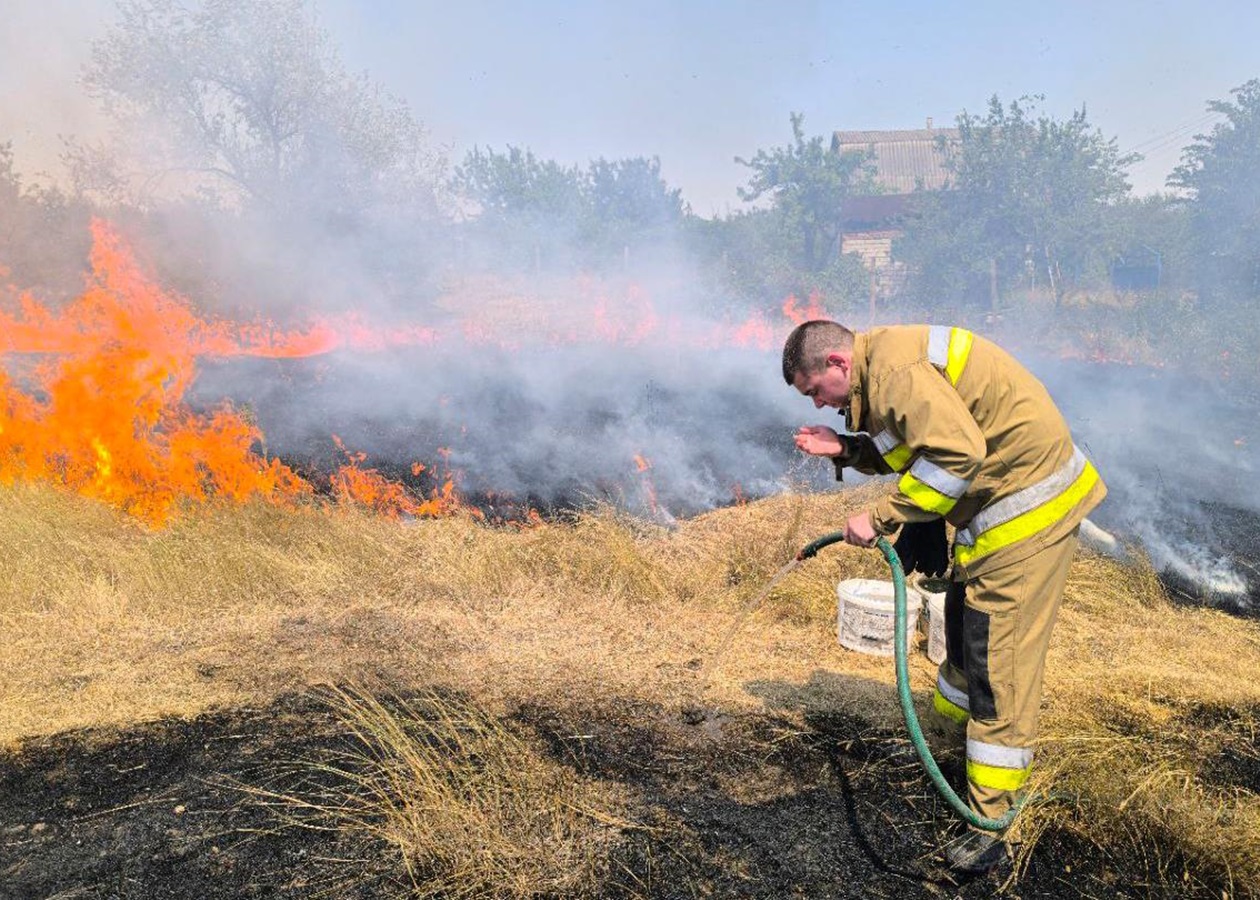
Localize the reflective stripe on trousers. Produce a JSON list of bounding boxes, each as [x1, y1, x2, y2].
[[967, 739, 1034, 791]]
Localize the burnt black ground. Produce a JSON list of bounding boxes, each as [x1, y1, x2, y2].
[[0, 690, 1236, 899]]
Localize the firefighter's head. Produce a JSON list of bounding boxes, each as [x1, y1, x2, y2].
[[783, 320, 855, 410]]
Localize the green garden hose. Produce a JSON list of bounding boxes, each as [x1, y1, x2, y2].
[[798, 531, 1019, 832]]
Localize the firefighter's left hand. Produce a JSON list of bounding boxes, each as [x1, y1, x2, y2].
[[844, 511, 878, 547]]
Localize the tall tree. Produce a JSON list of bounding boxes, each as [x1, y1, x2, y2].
[[735, 113, 875, 271], [1170, 78, 1260, 307], [898, 96, 1137, 308], [72, 0, 443, 224]]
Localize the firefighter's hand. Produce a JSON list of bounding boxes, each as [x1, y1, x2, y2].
[[795, 425, 846, 458], [844, 511, 878, 548]]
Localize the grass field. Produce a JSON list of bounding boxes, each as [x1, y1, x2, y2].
[[1, 481, 1257, 897]]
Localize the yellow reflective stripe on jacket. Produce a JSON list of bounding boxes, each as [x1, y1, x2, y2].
[[954, 448, 1100, 567], [966, 739, 1034, 791], [900, 473, 960, 514], [873, 428, 913, 472], [900, 457, 971, 514], [884, 445, 912, 472], [946, 329, 974, 385], [955, 462, 1100, 566], [927, 326, 974, 386]]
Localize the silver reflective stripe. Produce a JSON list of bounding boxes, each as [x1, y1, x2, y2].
[[872, 429, 900, 454], [927, 326, 951, 368], [956, 446, 1088, 547], [967, 738, 1033, 770], [937, 673, 970, 710], [908, 457, 971, 499]]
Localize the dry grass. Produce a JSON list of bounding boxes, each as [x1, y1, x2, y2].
[[2, 480, 1258, 895], [1020, 550, 1260, 894], [239, 685, 630, 899]]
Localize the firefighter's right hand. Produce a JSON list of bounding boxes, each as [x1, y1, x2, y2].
[[843, 511, 878, 548], [795, 425, 846, 458]]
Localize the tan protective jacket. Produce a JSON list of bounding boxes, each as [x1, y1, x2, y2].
[[841, 325, 1106, 579]]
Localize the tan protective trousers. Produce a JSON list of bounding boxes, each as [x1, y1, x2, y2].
[[932, 528, 1080, 822]]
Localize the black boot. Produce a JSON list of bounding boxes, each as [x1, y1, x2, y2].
[[945, 829, 1008, 874]]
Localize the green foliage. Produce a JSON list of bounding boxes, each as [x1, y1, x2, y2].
[[0, 143, 92, 297], [698, 207, 868, 311], [452, 147, 687, 270], [735, 113, 876, 271], [456, 146, 586, 224], [586, 156, 688, 254], [897, 96, 1137, 309], [73, 0, 443, 224], [1170, 79, 1260, 311]]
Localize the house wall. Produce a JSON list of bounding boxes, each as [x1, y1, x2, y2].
[[840, 229, 897, 269]]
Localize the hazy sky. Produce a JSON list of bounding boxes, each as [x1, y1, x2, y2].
[[3, 0, 1258, 216]]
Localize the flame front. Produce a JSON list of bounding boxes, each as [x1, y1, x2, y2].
[[0, 220, 449, 525], [1, 220, 832, 526]]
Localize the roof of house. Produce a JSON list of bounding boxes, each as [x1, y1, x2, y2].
[[831, 127, 959, 193]]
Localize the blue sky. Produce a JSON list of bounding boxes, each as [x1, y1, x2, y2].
[[4, 0, 1258, 216]]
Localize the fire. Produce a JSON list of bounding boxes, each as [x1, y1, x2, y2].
[[1, 220, 831, 525], [631, 452, 661, 517], [0, 220, 454, 525], [781, 291, 827, 325], [329, 437, 465, 520]]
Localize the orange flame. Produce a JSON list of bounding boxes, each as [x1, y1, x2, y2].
[[631, 452, 660, 516], [781, 292, 828, 325], [1, 221, 838, 525], [329, 436, 464, 519], [0, 220, 457, 525]]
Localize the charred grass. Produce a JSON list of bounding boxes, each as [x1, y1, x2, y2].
[[1, 481, 1259, 897]]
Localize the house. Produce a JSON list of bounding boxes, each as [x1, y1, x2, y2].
[[831, 121, 959, 282]]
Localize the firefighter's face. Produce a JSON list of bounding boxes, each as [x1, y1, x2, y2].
[[792, 353, 852, 410]]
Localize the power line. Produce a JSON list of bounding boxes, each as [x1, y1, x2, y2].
[[1124, 113, 1220, 155]]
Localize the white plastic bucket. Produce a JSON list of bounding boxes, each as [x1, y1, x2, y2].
[[836, 578, 923, 656], [915, 578, 949, 665]]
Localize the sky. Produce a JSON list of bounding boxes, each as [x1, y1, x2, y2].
[[2, 0, 1258, 216]]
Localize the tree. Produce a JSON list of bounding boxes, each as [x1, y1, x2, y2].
[[455, 146, 585, 226], [897, 96, 1137, 308], [453, 148, 688, 270], [1170, 78, 1260, 307], [72, 0, 443, 225], [735, 113, 875, 271], [0, 142, 91, 296], [584, 156, 687, 255]]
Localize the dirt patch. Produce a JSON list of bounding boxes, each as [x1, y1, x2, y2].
[[0, 690, 1237, 899]]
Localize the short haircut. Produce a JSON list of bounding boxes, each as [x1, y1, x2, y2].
[[782, 320, 854, 384]]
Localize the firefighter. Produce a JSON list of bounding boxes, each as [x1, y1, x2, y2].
[[783, 319, 1106, 874]]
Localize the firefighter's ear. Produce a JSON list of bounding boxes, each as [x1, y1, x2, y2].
[[825, 351, 851, 373]]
